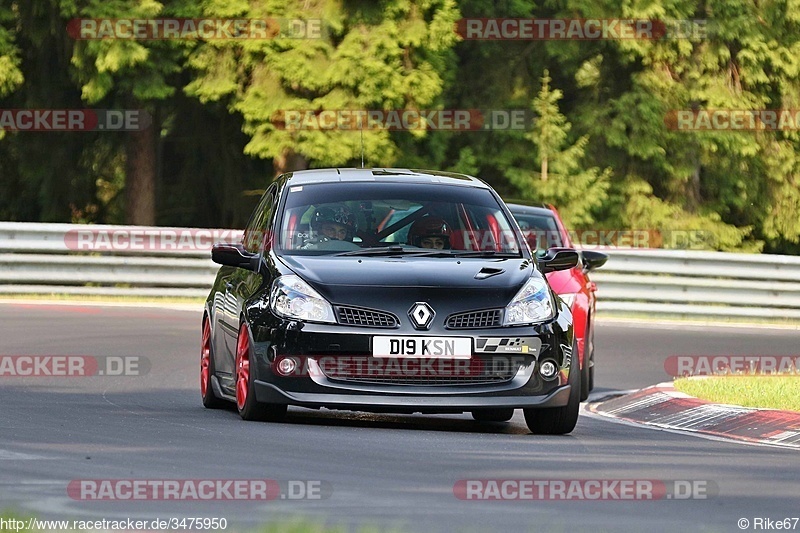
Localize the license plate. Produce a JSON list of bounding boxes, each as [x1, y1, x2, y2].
[[372, 336, 472, 359]]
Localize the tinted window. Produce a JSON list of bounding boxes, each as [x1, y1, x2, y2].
[[512, 212, 563, 251], [277, 182, 522, 256], [242, 185, 276, 254]]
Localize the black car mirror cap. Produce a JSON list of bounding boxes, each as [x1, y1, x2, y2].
[[581, 250, 608, 273], [538, 247, 580, 274], [211, 243, 260, 271]]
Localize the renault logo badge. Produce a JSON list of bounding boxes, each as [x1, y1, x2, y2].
[[408, 302, 435, 330]]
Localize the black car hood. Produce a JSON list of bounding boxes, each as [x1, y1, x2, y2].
[[278, 255, 537, 312]]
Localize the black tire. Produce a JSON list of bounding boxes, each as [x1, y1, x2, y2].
[[236, 322, 288, 422], [580, 316, 592, 402], [239, 379, 288, 422], [471, 408, 515, 422], [523, 342, 581, 435], [201, 316, 226, 409]]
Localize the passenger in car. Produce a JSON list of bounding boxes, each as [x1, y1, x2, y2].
[[408, 216, 452, 249], [314, 205, 355, 241]]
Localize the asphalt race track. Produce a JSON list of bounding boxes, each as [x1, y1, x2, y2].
[[1, 302, 798, 532]]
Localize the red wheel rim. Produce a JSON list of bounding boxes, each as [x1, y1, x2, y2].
[[235, 324, 250, 411], [201, 318, 211, 397]]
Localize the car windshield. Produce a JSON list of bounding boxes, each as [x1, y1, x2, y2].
[[512, 212, 564, 252], [278, 182, 523, 256]]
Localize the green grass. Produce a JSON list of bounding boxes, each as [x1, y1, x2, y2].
[[254, 522, 401, 533], [674, 376, 800, 412], [0, 512, 399, 533]]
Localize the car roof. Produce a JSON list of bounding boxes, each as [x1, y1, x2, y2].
[[283, 168, 490, 188], [505, 203, 555, 217]]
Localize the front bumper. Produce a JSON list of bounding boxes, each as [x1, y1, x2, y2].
[[246, 310, 574, 413], [254, 380, 572, 413]]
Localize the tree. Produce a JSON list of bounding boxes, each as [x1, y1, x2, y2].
[[0, 1, 22, 105], [0, 0, 124, 223], [1, 0, 800, 254], [506, 70, 611, 228], [68, 0, 193, 225], [577, 0, 800, 250], [185, 0, 461, 175]]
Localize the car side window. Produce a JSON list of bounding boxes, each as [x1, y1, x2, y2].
[[243, 185, 277, 254]]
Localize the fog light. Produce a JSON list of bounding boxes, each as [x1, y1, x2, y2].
[[539, 360, 558, 380], [276, 357, 297, 376]]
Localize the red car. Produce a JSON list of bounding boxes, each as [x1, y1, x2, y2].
[[507, 204, 607, 401]]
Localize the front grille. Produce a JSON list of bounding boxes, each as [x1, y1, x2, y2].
[[316, 356, 519, 386], [446, 309, 502, 329], [336, 306, 399, 328]]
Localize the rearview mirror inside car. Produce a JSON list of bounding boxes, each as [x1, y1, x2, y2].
[[211, 243, 259, 271], [538, 247, 580, 273]]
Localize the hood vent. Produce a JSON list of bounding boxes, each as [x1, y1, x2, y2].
[[474, 267, 505, 280]]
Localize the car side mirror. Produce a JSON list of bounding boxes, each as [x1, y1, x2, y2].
[[581, 250, 608, 273], [212, 243, 259, 271], [538, 247, 580, 274]]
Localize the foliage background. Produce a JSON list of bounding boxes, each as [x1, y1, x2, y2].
[[1, 0, 799, 254]]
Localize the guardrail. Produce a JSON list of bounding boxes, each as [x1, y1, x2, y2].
[[0, 223, 220, 298], [2, 222, 799, 320], [590, 251, 800, 320]]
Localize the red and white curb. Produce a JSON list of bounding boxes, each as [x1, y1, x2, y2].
[[588, 382, 800, 449]]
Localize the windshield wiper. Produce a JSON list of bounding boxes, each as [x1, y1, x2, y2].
[[334, 246, 450, 257], [335, 247, 520, 258], [449, 251, 520, 258]]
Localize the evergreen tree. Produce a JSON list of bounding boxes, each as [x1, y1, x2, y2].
[[185, 0, 461, 175], [507, 70, 611, 228], [0, 2, 22, 104]]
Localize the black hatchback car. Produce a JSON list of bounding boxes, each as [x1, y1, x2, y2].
[[201, 168, 582, 434]]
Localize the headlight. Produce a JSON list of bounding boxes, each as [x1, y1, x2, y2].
[[559, 293, 578, 309], [503, 275, 555, 326], [270, 275, 335, 323]]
